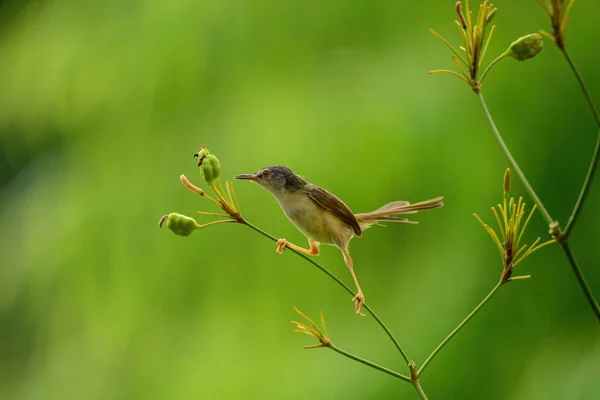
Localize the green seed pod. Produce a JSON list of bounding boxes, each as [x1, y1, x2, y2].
[[507, 34, 543, 61], [200, 154, 221, 186], [195, 145, 210, 159], [193, 145, 211, 168], [160, 213, 201, 237]]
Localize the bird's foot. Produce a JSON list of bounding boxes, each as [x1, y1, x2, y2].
[[352, 291, 366, 316], [276, 238, 288, 254]]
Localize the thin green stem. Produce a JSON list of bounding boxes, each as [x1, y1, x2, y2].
[[198, 219, 237, 229], [477, 88, 600, 322], [475, 91, 554, 224], [558, 241, 600, 322], [411, 380, 430, 400], [564, 132, 600, 237], [241, 221, 412, 364], [329, 345, 410, 383], [561, 49, 600, 128], [479, 51, 507, 84], [561, 49, 600, 238], [418, 279, 503, 376], [364, 305, 410, 365]]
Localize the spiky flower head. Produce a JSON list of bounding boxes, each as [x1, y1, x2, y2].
[[430, 2, 543, 91], [429, 1, 498, 91], [538, 0, 576, 50], [474, 168, 555, 282], [290, 307, 331, 349]]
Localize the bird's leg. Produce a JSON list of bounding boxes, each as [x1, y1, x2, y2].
[[276, 238, 320, 256], [341, 248, 365, 316]]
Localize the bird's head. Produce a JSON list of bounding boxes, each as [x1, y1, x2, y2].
[[235, 166, 306, 193]]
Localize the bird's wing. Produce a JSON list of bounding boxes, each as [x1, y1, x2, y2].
[[307, 185, 362, 237]]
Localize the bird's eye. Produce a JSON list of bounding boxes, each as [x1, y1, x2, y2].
[[262, 170, 270, 178]]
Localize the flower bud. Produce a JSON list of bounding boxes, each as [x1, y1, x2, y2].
[[507, 34, 543, 61], [200, 154, 221, 186], [503, 168, 511, 193], [486, 8, 497, 24], [159, 213, 201, 236]]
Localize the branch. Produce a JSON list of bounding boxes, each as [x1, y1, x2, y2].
[[559, 241, 600, 321], [411, 380, 429, 400], [242, 220, 432, 398], [241, 221, 412, 364], [418, 279, 503, 376], [560, 49, 600, 238], [329, 345, 410, 382], [475, 91, 554, 224], [476, 91, 600, 323]]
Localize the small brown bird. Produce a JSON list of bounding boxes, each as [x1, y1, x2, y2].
[[236, 166, 443, 315]]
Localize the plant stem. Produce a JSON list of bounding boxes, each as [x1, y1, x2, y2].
[[558, 241, 600, 321], [475, 90, 553, 224], [418, 279, 503, 376], [479, 52, 507, 84], [561, 49, 600, 128], [560, 49, 600, 238], [241, 221, 412, 364], [411, 380, 430, 400], [564, 132, 600, 238], [477, 90, 600, 323], [329, 345, 410, 382]]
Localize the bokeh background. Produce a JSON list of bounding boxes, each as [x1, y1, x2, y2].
[[1, 0, 599, 399]]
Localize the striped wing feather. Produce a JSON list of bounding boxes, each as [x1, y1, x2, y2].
[[307, 185, 362, 237]]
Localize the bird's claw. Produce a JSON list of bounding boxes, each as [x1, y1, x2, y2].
[[352, 292, 366, 316], [276, 238, 288, 254]]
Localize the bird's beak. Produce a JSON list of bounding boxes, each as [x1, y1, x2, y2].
[[235, 173, 258, 182]]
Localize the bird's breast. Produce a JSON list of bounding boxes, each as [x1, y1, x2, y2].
[[273, 191, 353, 246]]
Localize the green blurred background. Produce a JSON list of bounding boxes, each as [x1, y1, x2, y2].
[[1, 0, 599, 398]]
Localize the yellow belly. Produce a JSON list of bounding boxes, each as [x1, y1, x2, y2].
[[274, 191, 354, 247]]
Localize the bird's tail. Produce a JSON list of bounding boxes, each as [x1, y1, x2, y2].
[[354, 196, 444, 231]]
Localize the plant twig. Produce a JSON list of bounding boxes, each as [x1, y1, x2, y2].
[[561, 49, 600, 128], [559, 241, 600, 321], [564, 132, 600, 238], [475, 91, 553, 224], [560, 48, 600, 238], [329, 345, 410, 382], [418, 279, 503, 376], [411, 380, 429, 400], [241, 221, 412, 364], [479, 51, 507, 84], [477, 90, 600, 323]]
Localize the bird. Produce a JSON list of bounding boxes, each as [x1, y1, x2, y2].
[[235, 166, 443, 315]]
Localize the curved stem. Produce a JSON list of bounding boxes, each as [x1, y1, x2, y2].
[[363, 305, 410, 365], [475, 90, 554, 224], [565, 132, 600, 238], [329, 345, 410, 382], [558, 241, 600, 321], [242, 221, 412, 364], [418, 279, 503, 376], [476, 90, 600, 323], [411, 380, 430, 400], [480, 52, 508, 84], [561, 49, 600, 238], [561, 49, 600, 128]]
